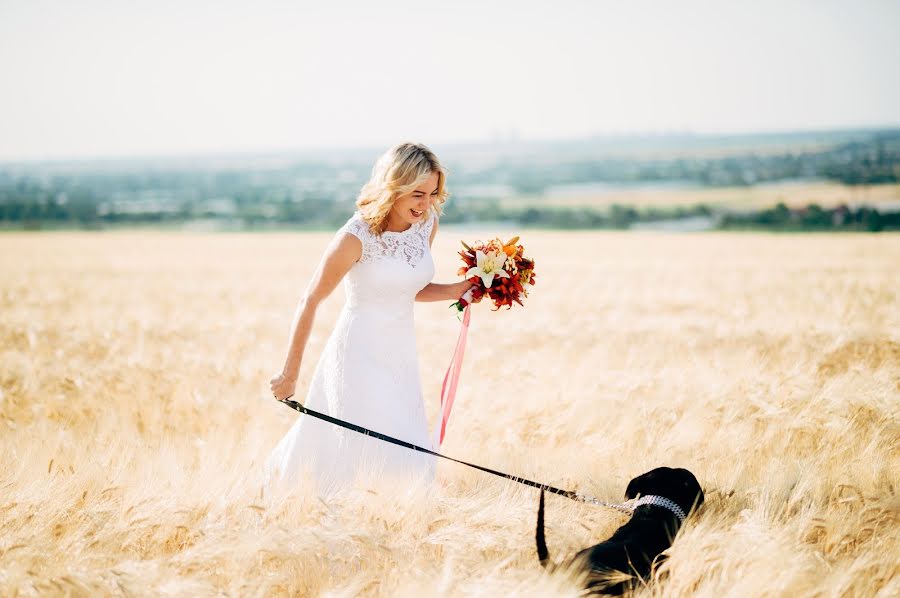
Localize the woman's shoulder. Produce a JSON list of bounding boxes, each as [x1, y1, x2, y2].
[[338, 211, 371, 241]]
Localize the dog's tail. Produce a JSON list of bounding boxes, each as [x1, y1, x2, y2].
[[536, 489, 550, 567]]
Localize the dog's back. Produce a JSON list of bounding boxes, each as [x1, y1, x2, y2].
[[535, 467, 704, 595]]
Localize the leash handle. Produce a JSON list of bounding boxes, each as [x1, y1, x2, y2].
[[276, 396, 632, 510]]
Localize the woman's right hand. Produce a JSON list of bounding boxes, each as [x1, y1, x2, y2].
[[270, 372, 298, 402], [271, 231, 361, 404]]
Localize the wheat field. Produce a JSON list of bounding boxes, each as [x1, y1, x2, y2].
[[1, 230, 898, 597]]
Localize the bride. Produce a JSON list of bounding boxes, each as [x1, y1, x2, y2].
[[265, 142, 473, 493]]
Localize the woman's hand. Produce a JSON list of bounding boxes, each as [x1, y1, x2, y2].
[[270, 372, 298, 402], [273, 231, 361, 403], [456, 280, 477, 301]]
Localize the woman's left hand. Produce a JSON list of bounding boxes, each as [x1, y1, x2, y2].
[[416, 280, 478, 302], [456, 280, 477, 301]]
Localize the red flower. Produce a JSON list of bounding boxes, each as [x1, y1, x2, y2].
[[451, 236, 536, 313]]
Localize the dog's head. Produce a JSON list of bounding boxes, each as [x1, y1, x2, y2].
[[624, 467, 704, 516]]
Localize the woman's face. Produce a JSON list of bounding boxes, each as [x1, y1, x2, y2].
[[389, 171, 439, 228]]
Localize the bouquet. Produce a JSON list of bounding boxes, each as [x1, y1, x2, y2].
[[451, 236, 536, 312], [435, 235, 535, 447]]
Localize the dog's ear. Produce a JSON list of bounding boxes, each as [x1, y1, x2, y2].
[[625, 477, 641, 500], [625, 469, 661, 499]]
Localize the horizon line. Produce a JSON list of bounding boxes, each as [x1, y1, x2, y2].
[[2, 123, 899, 167]]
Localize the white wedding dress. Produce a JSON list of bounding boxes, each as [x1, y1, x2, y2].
[[264, 211, 437, 494]]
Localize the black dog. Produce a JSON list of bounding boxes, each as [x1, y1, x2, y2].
[[536, 467, 704, 595]]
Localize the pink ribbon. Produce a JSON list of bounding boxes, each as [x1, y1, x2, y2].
[[435, 304, 471, 447]]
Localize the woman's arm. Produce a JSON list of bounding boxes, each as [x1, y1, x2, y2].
[[416, 280, 472, 302], [272, 232, 361, 398]]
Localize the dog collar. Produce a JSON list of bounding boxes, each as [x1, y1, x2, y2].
[[630, 495, 687, 523]]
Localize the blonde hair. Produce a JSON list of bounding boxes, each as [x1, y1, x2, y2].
[[356, 142, 449, 235]]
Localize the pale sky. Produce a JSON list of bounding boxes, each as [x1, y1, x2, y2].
[[1, 0, 898, 161]]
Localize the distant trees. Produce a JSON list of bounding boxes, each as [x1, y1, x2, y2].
[[1, 130, 898, 231], [2, 186, 897, 231], [490, 131, 900, 192], [719, 202, 898, 232]]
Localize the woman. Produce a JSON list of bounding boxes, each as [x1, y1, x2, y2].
[[265, 142, 473, 493]]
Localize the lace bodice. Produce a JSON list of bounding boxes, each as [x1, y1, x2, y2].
[[338, 211, 436, 313], [340, 211, 435, 267]]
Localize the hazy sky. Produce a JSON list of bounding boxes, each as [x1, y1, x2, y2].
[[1, 0, 899, 161]]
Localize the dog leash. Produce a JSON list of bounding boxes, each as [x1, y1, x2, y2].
[[277, 396, 637, 515]]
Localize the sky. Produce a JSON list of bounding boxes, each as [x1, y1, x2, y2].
[[1, 0, 899, 161]]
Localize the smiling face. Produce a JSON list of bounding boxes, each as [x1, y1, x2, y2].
[[385, 171, 440, 231]]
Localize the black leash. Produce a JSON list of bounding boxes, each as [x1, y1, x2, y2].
[[277, 396, 634, 514]]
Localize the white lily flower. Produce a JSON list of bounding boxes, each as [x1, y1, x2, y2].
[[466, 249, 510, 288]]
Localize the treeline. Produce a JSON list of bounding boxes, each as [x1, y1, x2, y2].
[[450, 201, 899, 232], [2, 194, 897, 232], [498, 131, 900, 193], [2, 129, 899, 231], [0, 193, 353, 230], [718, 202, 898, 232]]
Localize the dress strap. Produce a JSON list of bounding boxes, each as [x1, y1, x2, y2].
[[339, 212, 366, 236], [336, 213, 372, 263]]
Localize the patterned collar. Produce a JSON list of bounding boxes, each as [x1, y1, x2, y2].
[[629, 495, 687, 523]]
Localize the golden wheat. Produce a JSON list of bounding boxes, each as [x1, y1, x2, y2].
[[1, 230, 898, 597]]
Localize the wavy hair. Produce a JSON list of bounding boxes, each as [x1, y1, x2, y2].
[[356, 142, 449, 235]]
